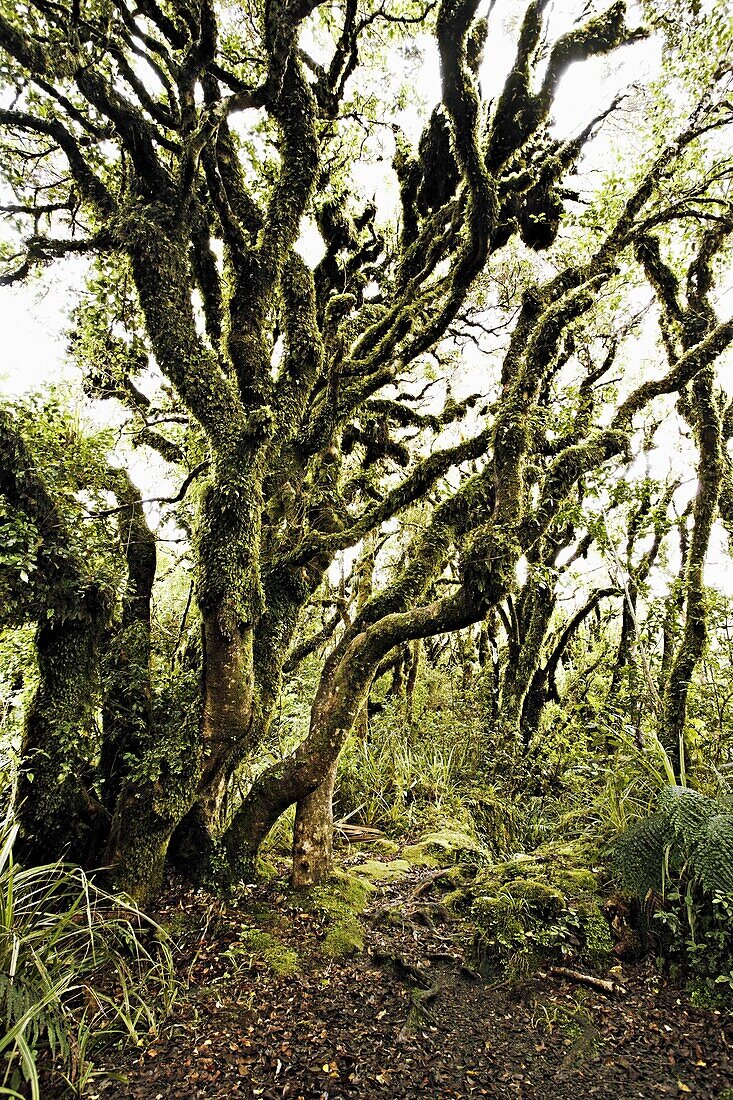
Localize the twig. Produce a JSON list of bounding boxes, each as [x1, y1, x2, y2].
[[89, 461, 210, 517]]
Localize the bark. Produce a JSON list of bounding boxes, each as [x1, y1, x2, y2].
[[292, 759, 338, 888], [99, 469, 156, 814], [199, 617, 254, 825], [499, 578, 556, 747], [405, 639, 421, 726], [17, 590, 109, 864], [661, 369, 723, 777], [222, 586, 489, 884], [0, 407, 112, 863]]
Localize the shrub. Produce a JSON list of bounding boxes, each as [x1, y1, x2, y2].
[[614, 784, 733, 1004]]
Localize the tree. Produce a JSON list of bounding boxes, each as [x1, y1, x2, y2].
[[1, 0, 732, 896]]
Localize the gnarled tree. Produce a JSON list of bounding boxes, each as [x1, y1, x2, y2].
[[1, 0, 732, 895]]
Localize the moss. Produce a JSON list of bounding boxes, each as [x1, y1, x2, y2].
[[402, 828, 484, 868], [577, 902, 614, 962], [552, 867, 599, 894], [323, 923, 364, 957], [460, 841, 614, 978], [505, 878, 565, 915], [303, 868, 375, 958], [443, 887, 469, 909], [234, 929, 299, 977], [352, 858, 411, 882], [361, 838, 400, 858], [324, 869, 375, 911], [472, 894, 520, 932]]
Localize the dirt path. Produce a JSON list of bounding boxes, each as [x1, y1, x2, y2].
[[85, 864, 733, 1100]]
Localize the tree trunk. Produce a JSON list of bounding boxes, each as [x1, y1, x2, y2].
[[200, 617, 254, 820], [99, 469, 156, 817], [222, 589, 482, 884], [17, 590, 109, 864], [661, 369, 723, 780], [292, 760, 338, 888]]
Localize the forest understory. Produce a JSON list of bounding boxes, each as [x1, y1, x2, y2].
[[71, 850, 733, 1100]]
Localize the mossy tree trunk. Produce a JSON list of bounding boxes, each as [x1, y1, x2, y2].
[[99, 469, 157, 815], [18, 594, 110, 863], [635, 230, 731, 780], [661, 368, 723, 778], [0, 408, 113, 863]]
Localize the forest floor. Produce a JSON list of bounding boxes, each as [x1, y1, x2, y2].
[[76, 850, 733, 1100]]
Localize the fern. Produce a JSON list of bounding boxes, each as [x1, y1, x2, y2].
[[656, 785, 715, 844], [693, 814, 733, 897], [614, 784, 733, 999], [613, 812, 671, 896], [615, 785, 733, 900]]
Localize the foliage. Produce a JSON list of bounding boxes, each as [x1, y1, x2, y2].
[[0, 812, 176, 1097], [461, 847, 613, 981], [614, 783, 733, 1003]]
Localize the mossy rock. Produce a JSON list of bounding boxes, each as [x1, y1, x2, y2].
[[352, 858, 411, 882], [471, 850, 600, 902], [471, 894, 524, 936], [309, 869, 374, 919], [402, 828, 484, 868]]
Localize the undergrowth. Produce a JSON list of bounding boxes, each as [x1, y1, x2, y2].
[[0, 815, 177, 1098]]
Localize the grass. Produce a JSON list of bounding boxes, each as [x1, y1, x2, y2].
[[0, 814, 177, 1098]]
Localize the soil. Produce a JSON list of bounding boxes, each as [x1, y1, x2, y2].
[[68, 858, 733, 1100]]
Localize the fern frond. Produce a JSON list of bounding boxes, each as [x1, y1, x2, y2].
[[614, 812, 670, 895], [656, 786, 715, 846], [692, 814, 733, 896]]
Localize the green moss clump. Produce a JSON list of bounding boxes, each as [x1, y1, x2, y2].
[[505, 878, 565, 914], [577, 903, 614, 962], [472, 895, 524, 937], [325, 869, 375, 911], [233, 929, 299, 977], [323, 923, 364, 957], [305, 870, 375, 958], [553, 868, 598, 894], [402, 828, 485, 868], [461, 844, 612, 978], [352, 858, 411, 882]]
